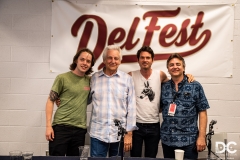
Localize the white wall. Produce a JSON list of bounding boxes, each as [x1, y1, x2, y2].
[[0, 0, 240, 158]]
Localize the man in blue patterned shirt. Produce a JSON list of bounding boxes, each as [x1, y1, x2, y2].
[[160, 53, 210, 159]]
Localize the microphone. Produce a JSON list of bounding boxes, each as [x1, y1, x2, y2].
[[210, 119, 217, 125], [114, 119, 120, 124], [114, 119, 121, 126]]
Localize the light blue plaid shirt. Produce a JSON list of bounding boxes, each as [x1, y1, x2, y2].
[[89, 69, 137, 143]]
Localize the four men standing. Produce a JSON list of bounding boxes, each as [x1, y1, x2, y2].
[[45, 45, 209, 159]]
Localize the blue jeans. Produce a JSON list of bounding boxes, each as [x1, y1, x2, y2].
[[162, 142, 198, 159], [131, 122, 160, 158], [90, 137, 123, 157]]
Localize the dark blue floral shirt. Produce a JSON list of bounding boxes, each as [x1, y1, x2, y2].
[[160, 75, 210, 147]]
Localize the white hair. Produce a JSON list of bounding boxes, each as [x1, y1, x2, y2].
[[102, 44, 122, 61]]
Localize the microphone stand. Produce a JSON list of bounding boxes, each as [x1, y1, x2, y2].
[[206, 123, 222, 160], [115, 120, 127, 160]]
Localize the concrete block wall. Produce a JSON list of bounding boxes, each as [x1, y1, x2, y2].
[[0, 0, 240, 158]]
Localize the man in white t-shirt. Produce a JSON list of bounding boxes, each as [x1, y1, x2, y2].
[[128, 46, 193, 158]]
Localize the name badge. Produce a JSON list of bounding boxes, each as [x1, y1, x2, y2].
[[168, 103, 176, 116]]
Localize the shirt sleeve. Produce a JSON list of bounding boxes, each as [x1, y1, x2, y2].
[[196, 82, 210, 111], [126, 76, 138, 131], [51, 75, 63, 95]]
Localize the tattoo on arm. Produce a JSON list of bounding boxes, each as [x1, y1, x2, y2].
[[49, 90, 59, 102]]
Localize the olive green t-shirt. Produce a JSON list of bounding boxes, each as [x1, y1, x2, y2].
[[51, 71, 90, 129]]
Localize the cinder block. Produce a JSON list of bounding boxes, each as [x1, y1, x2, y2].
[[25, 127, 46, 143], [26, 95, 48, 111], [0, 62, 27, 78], [208, 100, 240, 117], [12, 46, 49, 63], [217, 69, 240, 84], [10, 78, 53, 94], [41, 143, 49, 156], [43, 47, 50, 63], [9, 142, 41, 156], [13, 14, 44, 31], [41, 110, 56, 127], [28, 63, 58, 79], [28, 0, 52, 15], [217, 84, 240, 100], [28, 31, 51, 46], [0, 142, 10, 155], [0, 78, 10, 93], [0, 0, 28, 14], [201, 84, 221, 100], [0, 111, 9, 125], [212, 117, 240, 133], [0, 126, 26, 142], [0, 14, 12, 30], [0, 46, 11, 62], [156, 146, 163, 158], [0, 94, 28, 110], [44, 16, 52, 31], [0, 30, 29, 46], [7, 111, 41, 127], [87, 112, 91, 126], [87, 103, 93, 112]]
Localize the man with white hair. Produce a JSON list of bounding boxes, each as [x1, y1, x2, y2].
[[89, 45, 137, 157]]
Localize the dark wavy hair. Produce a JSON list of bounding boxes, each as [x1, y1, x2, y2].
[[69, 48, 95, 75], [166, 53, 186, 74], [166, 53, 186, 68], [136, 46, 154, 60]]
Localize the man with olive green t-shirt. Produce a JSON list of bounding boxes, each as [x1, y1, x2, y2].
[[45, 48, 95, 156]]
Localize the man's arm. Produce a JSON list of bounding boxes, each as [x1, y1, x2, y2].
[[124, 76, 137, 152], [45, 90, 59, 141], [186, 74, 195, 82], [196, 110, 208, 152], [160, 71, 195, 83], [160, 71, 169, 83]]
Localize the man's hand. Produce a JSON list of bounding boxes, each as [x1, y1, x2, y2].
[[124, 132, 132, 152], [55, 98, 61, 107], [45, 126, 54, 141], [186, 74, 195, 83], [196, 136, 206, 152]]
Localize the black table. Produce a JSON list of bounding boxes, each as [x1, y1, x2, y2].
[[0, 156, 208, 160]]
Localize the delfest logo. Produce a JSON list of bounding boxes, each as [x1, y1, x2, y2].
[[215, 141, 237, 159]]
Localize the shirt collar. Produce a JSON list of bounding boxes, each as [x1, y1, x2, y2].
[[170, 75, 188, 87], [98, 67, 121, 77]]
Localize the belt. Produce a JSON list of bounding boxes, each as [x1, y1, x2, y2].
[[136, 122, 159, 126]]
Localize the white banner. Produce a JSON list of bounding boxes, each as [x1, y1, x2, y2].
[[50, 1, 234, 77]]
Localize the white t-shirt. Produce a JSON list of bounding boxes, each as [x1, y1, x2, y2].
[[131, 70, 161, 123]]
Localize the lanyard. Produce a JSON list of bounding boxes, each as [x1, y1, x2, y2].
[[171, 78, 186, 103]]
